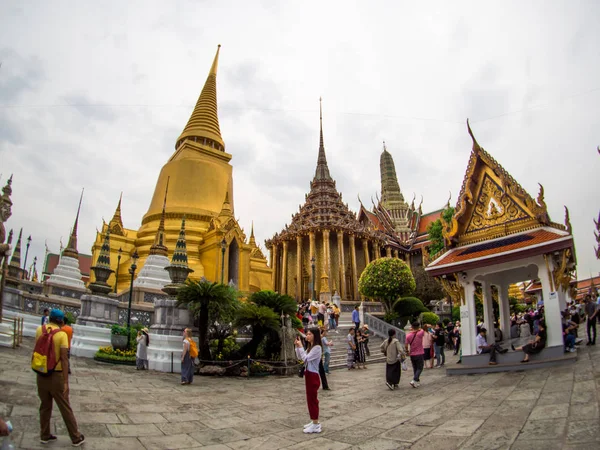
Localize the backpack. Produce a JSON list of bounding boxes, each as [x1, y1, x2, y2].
[[31, 325, 62, 376], [187, 338, 198, 358]]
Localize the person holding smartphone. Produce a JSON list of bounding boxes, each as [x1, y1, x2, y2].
[[295, 328, 323, 434]]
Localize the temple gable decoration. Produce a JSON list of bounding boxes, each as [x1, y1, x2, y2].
[[443, 120, 552, 247]]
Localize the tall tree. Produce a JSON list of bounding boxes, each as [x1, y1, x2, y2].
[[412, 264, 445, 305]]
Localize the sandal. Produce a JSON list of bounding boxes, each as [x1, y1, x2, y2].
[[520, 359, 529, 363]]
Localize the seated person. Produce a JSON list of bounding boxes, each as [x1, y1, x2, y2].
[[494, 322, 503, 342], [476, 328, 508, 366], [512, 320, 546, 362], [562, 311, 578, 352]]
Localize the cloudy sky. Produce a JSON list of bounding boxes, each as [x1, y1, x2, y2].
[[1, 1, 599, 280]]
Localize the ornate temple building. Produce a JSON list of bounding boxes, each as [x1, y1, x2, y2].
[[89, 46, 272, 294], [266, 103, 389, 302]]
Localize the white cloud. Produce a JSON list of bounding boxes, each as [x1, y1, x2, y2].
[[1, 0, 599, 279]]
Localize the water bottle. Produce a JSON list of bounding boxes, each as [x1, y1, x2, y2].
[[1, 421, 15, 450]]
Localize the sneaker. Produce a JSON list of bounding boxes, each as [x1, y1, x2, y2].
[[409, 380, 417, 388], [304, 421, 318, 429], [72, 435, 85, 447], [41, 435, 58, 444], [386, 382, 394, 390], [303, 423, 322, 434], [394, 384, 399, 389], [489, 361, 498, 365]]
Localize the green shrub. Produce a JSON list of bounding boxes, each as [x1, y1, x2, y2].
[[452, 306, 460, 322], [383, 311, 399, 325], [64, 312, 76, 326], [111, 324, 129, 336], [394, 297, 428, 319], [420, 312, 440, 325]]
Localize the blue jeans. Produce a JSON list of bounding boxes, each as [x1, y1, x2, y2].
[[565, 333, 575, 350], [434, 344, 445, 366], [329, 317, 336, 329], [324, 352, 330, 373]]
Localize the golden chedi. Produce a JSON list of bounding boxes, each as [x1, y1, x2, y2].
[[90, 46, 272, 294]]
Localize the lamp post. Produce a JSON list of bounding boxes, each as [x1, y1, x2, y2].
[[310, 256, 316, 301], [23, 235, 32, 271], [115, 247, 122, 293], [220, 237, 227, 284], [126, 250, 139, 348]]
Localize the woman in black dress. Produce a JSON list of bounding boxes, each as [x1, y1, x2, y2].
[[512, 320, 546, 362], [354, 329, 367, 369]]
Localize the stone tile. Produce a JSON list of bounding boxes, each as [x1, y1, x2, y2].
[[161, 412, 207, 422], [118, 412, 168, 424], [200, 415, 253, 430], [106, 423, 164, 437], [9, 405, 38, 416], [18, 433, 76, 449], [354, 438, 412, 449], [520, 418, 567, 440], [510, 437, 563, 450], [322, 425, 384, 445], [188, 428, 250, 445], [227, 434, 298, 449], [73, 411, 122, 424], [460, 428, 519, 450], [406, 409, 449, 427], [566, 420, 600, 443], [200, 445, 234, 450], [360, 414, 411, 429], [564, 444, 600, 450], [380, 424, 434, 443], [286, 437, 351, 449], [156, 420, 208, 435], [411, 434, 468, 449], [571, 390, 596, 404], [569, 401, 599, 419], [529, 403, 569, 420], [454, 406, 496, 421], [537, 390, 572, 405], [430, 419, 485, 437], [55, 422, 111, 438], [506, 388, 542, 401], [138, 433, 203, 450]]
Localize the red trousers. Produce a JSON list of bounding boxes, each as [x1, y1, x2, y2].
[[304, 370, 320, 420]]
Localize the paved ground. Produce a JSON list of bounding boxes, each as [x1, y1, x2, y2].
[[1, 338, 599, 450]]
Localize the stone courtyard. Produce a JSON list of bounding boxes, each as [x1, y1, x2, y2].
[[1, 339, 599, 450]]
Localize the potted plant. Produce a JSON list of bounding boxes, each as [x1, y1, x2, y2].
[[110, 324, 129, 350]]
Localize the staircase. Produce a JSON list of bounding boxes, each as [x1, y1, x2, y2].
[[327, 312, 387, 370]]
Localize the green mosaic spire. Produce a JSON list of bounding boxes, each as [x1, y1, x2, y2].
[[96, 229, 111, 269], [170, 217, 189, 268], [380, 142, 404, 207], [9, 228, 23, 268]]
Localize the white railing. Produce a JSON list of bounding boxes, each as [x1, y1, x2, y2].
[[364, 313, 406, 344]]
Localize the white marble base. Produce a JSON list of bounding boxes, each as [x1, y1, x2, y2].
[[46, 256, 85, 289], [134, 255, 171, 290], [70, 324, 111, 358], [147, 333, 199, 373], [0, 322, 15, 347], [2, 309, 41, 337]]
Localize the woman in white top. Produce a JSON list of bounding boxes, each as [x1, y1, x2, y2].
[[136, 328, 149, 370], [295, 327, 323, 434]]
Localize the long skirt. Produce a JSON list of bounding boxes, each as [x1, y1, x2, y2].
[[355, 342, 366, 363], [181, 354, 194, 384], [136, 357, 148, 370], [346, 347, 355, 368], [386, 361, 401, 385]]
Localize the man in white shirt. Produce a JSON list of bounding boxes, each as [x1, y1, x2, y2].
[[476, 328, 508, 365]]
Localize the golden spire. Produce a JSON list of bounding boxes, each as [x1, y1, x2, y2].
[[63, 189, 84, 259], [9, 228, 22, 268], [218, 190, 233, 219], [314, 97, 332, 182], [108, 192, 125, 236], [249, 221, 256, 246], [150, 177, 169, 257], [176, 45, 224, 151]]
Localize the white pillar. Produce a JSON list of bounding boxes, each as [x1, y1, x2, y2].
[[557, 289, 567, 311], [460, 281, 477, 356], [481, 281, 495, 344], [498, 283, 511, 341], [537, 257, 563, 348]]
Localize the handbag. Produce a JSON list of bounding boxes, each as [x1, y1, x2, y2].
[[298, 365, 305, 378], [401, 359, 408, 371]]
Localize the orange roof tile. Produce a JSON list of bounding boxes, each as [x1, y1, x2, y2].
[[417, 210, 442, 235], [427, 228, 573, 276]]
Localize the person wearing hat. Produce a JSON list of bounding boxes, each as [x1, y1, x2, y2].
[[34, 309, 85, 446], [136, 328, 150, 370], [361, 324, 371, 357]]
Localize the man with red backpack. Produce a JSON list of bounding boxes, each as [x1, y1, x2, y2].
[[32, 309, 84, 447]]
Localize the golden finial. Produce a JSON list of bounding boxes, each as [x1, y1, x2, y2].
[[466, 119, 482, 153], [150, 177, 169, 256], [446, 191, 452, 209], [63, 188, 84, 259], [564, 206, 572, 234], [536, 183, 546, 208]]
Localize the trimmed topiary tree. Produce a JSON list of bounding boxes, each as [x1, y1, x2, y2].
[[394, 296, 429, 324], [358, 257, 416, 313], [420, 311, 440, 326]]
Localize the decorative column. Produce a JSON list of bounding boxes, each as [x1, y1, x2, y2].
[[461, 280, 477, 356], [537, 255, 564, 349], [393, 249, 399, 258], [309, 231, 316, 293], [386, 247, 392, 258], [320, 230, 330, 297], [337, 231, 346, 300], [349, 235, 359, 300], [497, 282, 510, 341], [271, 244, 279, 292], [362, 239, 370, 265], [481, 281, 495, 344], [281, 241, 289, 295], [296, 235, 303, 301]]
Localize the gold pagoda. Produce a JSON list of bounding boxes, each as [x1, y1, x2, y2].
[[90, 46, 272, 294]]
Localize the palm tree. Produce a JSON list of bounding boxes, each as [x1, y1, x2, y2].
[[235, 303, 280, 358], [249, 290, 297, 316], [176, 278, 237, 361]]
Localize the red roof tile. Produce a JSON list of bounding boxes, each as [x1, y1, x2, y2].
[[417, 210, 442, 235]]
